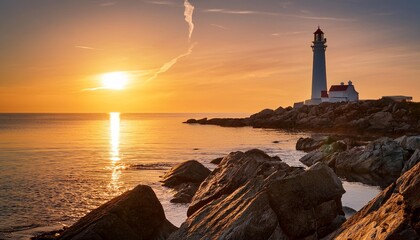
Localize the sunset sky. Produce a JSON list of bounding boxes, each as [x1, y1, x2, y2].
[[1, 0, 419, 113]]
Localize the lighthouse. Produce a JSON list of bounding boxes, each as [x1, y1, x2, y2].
[[309, 27, 327, 104]]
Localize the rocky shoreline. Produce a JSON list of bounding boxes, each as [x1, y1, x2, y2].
[[33, 147, 419, 240], [184, 99, 420, 136], [32, 99, 420, 240]]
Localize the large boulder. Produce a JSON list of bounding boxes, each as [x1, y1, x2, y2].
[[395, 135, 420, 151], [168, 149, 346, 240], [296, 136, 335, 152], [161, 160, 210, 188], [334, 137, 408, 176], [402, 149, 420, 173], [328, 162, 420, 239], [161, 160, 210, 203], [59, 185, 177, 240], [299, 141, 347, 167]]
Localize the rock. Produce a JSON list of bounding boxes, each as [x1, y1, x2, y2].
[[402, 149, 420, 173], [250, 108, 275, 122], [169, 149, 346, 240], [342, 206, 357, 219], [299, 140, 347, 167], [161, 160, 210, 203], [335, 137, 408, 176], [328, 162, 420, 240], [267, 162, 346, 238], [296, 136, 335, 152], [59, 185, 177, 240], [368, 111, 394, 130], [184, 100, 420, 135], [170, 183, 200, 204], [161, 160, 210, 188], [395, 135, 420, 151], [210, 157, 223, 165]]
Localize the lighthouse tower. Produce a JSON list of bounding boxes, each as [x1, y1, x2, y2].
[[310, 27, 327, 104]]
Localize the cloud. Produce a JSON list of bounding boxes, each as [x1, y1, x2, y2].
[[144, 0, 174, 5], [204, 9, 277, 16], [210, 24, 228, 30], [184, 0, 195, 41], [203, 8, 356, 22], [144, 43, 196, 82], [75, 45, 101, 50], [99, 2, 117, 7]]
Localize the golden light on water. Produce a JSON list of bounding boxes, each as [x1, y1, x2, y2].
[[108, 112, 122, 192], [110, 112, 120, 161]]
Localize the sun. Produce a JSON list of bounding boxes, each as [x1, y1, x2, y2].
[[101, 72, 129, 90]]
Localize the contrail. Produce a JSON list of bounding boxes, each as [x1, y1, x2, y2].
[[184, 0, 195, 41], [145, 43, 196, 82]]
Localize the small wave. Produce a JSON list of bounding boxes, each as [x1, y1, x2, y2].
[[128, 163, 173, 170], [0, 223, 40, 233]]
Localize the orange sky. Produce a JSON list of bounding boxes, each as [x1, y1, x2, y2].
[[0, 1, 419, 113]]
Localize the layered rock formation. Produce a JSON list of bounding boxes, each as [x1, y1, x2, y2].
[[185, 99, 420, 135], [299, 136, 419, 180], [168, 149, 346, 239], [328, 161, 420, 239], [58, 185, 177, 240], [161, 160, 211, 203]]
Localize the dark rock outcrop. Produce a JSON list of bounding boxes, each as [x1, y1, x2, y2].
[[300, 137, 409, 177], [299, 140, 347, 167], [210, 157, 223, 165], [334, 137, 408, 176], [161, 160, 210, 203], [328, 161, 420, 239], [58, 185, 177, 240], [184, 99, 420, 135], [296, 136, 336, 152], [161, 160, 210, 188], [168, 149, 346, 240], [402, 149, 420, 173], [396, 135, 420, 151]]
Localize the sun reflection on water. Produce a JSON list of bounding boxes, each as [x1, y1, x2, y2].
[[108, 112, 123, 192]]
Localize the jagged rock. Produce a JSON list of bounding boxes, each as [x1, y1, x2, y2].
[[396, 135, 420, 151], [368, 111, 394, 130], [299, 141, 347, 167], [402, 149, 420, 173], [161, 160, 210, 188], [58, 185, 177, 240], [342, 206, 357, 219], [335, 137, 408, 176], [296, 136, 335, 152], [328, 162, 420, 240], [170, 183, 200, 204], [168, 149, 346, 240], [184, 99, 420, 135], [210, 157, 223, 165], [161, 160, 210, 203]]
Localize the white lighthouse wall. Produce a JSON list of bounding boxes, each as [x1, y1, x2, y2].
[[311, 44, 327, 100]]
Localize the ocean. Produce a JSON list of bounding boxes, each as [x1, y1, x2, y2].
[[0, 113, 380, 239]]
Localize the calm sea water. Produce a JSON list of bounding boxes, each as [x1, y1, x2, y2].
[[0, 113, 380, 239]]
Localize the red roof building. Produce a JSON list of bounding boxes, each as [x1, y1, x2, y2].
[[329, 85, 349, 92]]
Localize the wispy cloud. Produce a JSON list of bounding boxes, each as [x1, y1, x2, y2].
[[143, 43, 196, 82], [144, 0, 174, 5], [203, 8, 356, 22], [210, 24, 228, 30], [271, 31, 302, 37], [184, 0, 195, 41], [99, 2, 117, 7], [75, 45, 101, 50], [204, 9, 278, 16]]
